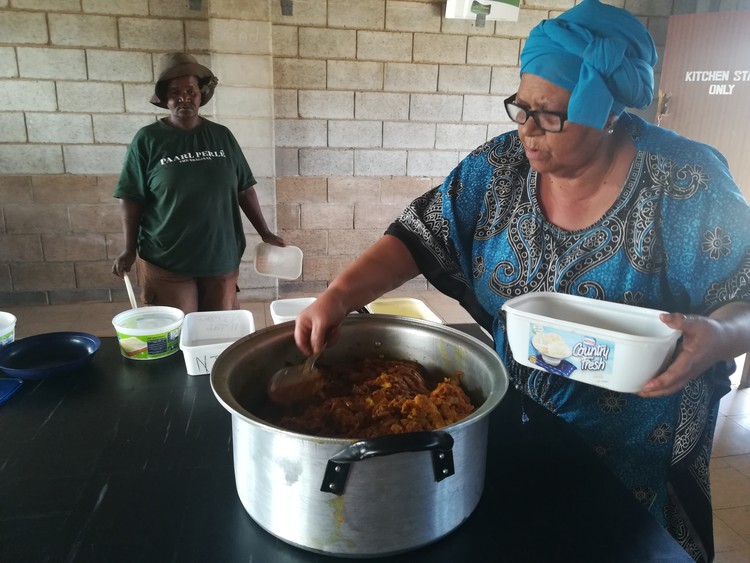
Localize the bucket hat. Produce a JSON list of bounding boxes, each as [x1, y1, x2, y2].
[[149, 52, 218, 109]]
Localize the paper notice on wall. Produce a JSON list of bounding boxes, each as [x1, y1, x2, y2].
[[445, 0, 520, 22]]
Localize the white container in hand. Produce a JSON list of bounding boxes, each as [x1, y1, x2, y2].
[[502, 292, 681, 393], [253, 243, 303, 280]]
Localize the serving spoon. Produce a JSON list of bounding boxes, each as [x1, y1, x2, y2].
[[123, 272, 138, 310], [267, 345, 326, 407]]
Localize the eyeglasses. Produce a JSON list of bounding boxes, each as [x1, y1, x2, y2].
[[504, 94, 568, 133]]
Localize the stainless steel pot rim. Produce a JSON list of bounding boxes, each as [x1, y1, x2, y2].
[[210, 314, 509, 443]]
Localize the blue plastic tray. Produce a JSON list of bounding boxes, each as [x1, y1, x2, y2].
[[0, 377, 22, 405]]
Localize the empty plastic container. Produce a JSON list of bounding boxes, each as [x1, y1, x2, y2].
[[253, 243, 303, 280], [502, 292, 681, 393], [180, 310, 255, 376], [270, 297, 317, 325]]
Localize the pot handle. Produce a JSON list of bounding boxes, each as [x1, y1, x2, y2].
[[320, 431, 455, 496]]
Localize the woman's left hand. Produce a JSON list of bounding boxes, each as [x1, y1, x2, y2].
[[638, 312, 723, 398]]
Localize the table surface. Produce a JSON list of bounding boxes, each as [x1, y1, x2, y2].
[[0, 327, 692, 563]]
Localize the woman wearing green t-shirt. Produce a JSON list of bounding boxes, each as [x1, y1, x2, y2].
[[112, 53, 284, 312]]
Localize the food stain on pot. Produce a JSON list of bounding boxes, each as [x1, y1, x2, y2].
[[438, 339, 467, 369], [319, 495, 356, 552], [278, 457, 303, 485], [328, 494, 346, 526]]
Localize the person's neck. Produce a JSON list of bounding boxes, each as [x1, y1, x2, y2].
[[538, 130, 636, 230], [165, 115, 202, 131], [550, 130, 630, 197]]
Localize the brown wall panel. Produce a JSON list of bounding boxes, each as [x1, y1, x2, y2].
[[658, 11, 750, 200]]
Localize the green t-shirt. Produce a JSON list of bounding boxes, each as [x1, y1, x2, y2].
[[114, 118, 255, 276]]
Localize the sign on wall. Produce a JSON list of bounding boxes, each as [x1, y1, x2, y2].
[[680, 69, 749, 97], [445, 0, 520, 25]]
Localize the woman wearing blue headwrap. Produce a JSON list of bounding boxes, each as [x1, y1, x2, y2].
[[295, 1, 750, 560]]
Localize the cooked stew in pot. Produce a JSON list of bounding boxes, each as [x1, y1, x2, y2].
[[265, 358, 475, 438]]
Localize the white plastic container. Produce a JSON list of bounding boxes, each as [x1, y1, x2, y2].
[[0, 312, 16, 347], [253, 243, 303, 280], [502, 292, 681, 393], [180, 310, 255, 376], [365, 298, 443, 324], [112, 306, 184, 360], [270, 297, 317, 325]]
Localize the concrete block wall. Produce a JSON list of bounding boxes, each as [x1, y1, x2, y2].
[[208, 1, 279, 301], [0, 0, 278, 305], [269, 0, 677, 296], [1, 0, 742, 306]]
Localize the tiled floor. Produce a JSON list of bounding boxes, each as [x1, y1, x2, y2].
[[4, 290, 750, 561]]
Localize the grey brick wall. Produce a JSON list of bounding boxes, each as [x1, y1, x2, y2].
[[1, 0, 744, 307]]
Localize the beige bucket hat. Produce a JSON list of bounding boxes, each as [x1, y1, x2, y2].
[[149, 52, 218, 109]]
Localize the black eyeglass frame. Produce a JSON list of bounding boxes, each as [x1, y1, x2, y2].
[[504, 94, 568, 133]]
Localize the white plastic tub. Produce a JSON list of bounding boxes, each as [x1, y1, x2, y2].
[[0, 312, 17, 347], [180, 310, 255, 376], [502, 292, 681, 393], [112, 306, 184, 360], [270, 297, 316, 325], [365, 298, 443, 324], [253, 243, 303, 280]]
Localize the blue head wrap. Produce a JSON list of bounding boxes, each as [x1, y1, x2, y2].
[[520, 0, 657, 130]]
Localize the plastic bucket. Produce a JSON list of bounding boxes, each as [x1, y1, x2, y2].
[[0, 312, 16, 347], [112, 306, 184, 360]]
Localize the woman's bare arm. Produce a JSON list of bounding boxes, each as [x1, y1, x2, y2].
[[294, 235, 420, 355]]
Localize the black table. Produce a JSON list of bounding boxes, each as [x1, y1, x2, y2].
[[0, 328, 692, 562]]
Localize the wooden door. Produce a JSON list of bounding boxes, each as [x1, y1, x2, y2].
[[657, 11, 750, 201]]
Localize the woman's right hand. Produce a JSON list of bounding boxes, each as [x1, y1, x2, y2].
[[294, 290, 350, 356], [112, 250, 136, 278], [294, 235, 421, 356]]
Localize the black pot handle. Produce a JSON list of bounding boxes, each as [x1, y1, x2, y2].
[[320, 431, 455, 496]]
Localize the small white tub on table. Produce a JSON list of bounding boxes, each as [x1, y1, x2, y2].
[[180, 310, 255, 376]]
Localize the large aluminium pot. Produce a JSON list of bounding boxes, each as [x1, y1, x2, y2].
[[210, 314, 509, 557]]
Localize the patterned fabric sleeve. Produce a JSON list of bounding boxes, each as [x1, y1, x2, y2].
[[386, 136, 512, 329], [638, 121, 750, 315], [630, 116, 749, 561], [665, 178, 750, 314]]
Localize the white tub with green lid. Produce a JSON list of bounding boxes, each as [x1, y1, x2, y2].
[[112, 306, 184, 360]]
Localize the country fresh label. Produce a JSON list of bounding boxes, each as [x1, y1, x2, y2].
[[527, 323, 615, 383]]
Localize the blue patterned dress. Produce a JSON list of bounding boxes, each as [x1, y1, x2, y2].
[[386, 113, 750, 562]]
